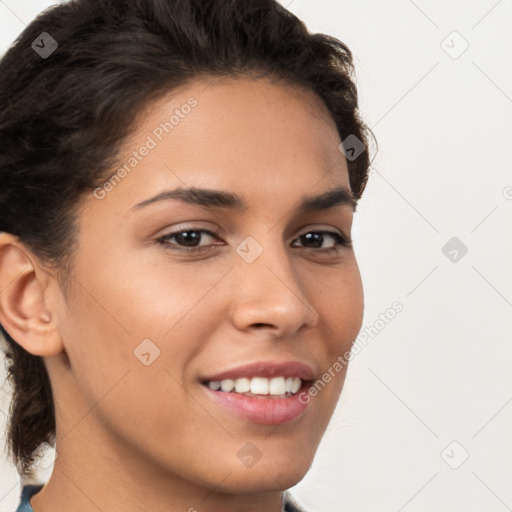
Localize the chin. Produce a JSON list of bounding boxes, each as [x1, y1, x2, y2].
[[216, 454, 312, 494]]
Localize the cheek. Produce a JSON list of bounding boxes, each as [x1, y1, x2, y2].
[[104, 252, 232, 337], [59, 253, 231, 413], [327, 277, 364, 350], [73, 242, 230, 342], [295, 260, 363, 413], [57, 274, 219, 468], [306, 258, 364, 348]]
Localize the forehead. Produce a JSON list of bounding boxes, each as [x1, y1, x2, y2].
[[89, 76, 350, 214]]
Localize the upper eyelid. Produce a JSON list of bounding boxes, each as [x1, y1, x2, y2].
[[152, 209, 351, 235], [158, 226, 350, 244], [160, 225, 346, 236]]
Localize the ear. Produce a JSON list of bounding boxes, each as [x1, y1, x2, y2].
[[0, 232, 64, 356]]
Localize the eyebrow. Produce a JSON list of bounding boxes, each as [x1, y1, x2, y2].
[[130, 185, 358, 213]]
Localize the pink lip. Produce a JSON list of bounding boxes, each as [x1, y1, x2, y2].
[[200, 360, 315, 382], [199, 360, 315, 425], [201, 380, 312, 425]]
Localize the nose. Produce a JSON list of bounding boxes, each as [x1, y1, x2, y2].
[[229, 240, 319, 337]]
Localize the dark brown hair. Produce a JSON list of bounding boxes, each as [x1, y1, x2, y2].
[[0, 0, 374, 478]]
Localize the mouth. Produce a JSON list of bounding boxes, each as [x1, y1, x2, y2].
[[201, 375, 307, 398], [199, 361, 315, 425]]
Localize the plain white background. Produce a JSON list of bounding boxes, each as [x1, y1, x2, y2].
[[1, 1, 511, 511]]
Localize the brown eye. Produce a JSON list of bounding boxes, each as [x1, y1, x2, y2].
[[157, 229, 222, 250], [292, 231, 352, 250]]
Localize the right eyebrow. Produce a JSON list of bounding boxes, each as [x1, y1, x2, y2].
[[130, 187, 247, 211]]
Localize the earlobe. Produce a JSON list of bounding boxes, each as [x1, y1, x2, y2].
[[0, 232, 64, 356]]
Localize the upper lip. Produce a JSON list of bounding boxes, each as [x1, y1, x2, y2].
[[200, 361, 316, 382]]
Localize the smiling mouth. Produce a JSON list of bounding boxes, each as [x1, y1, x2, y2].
[[201, 376, 310, 398]]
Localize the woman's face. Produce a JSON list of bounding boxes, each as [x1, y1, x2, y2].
[[49, 77, 364, 494]]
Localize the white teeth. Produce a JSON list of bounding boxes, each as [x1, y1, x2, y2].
[[291, 377, 301, 393], [250, 377, 269, 395], [269, 376, 286, 395], [207, 376, 303, 396], [234, 377, 251, 393], [220, 379, 235, 392], [208, 380, 221, 391]]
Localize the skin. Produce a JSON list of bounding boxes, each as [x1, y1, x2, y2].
[[0, 76, 364, 512]]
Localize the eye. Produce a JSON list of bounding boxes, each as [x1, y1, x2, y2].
[[156, 228, 222, 251], [291, 230, 352, 251], [156, 227, 352, 253]]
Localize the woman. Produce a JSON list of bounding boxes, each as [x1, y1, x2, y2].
[[0, 0, 373, 510]]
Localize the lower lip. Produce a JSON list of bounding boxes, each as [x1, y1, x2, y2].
[[200, 382, 311, 425]]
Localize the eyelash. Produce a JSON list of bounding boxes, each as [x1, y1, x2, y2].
[[156, 228, 352, 253]]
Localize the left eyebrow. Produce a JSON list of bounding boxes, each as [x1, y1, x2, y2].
[[296, 186, 358, 213], [130, 185, 357, 213]]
